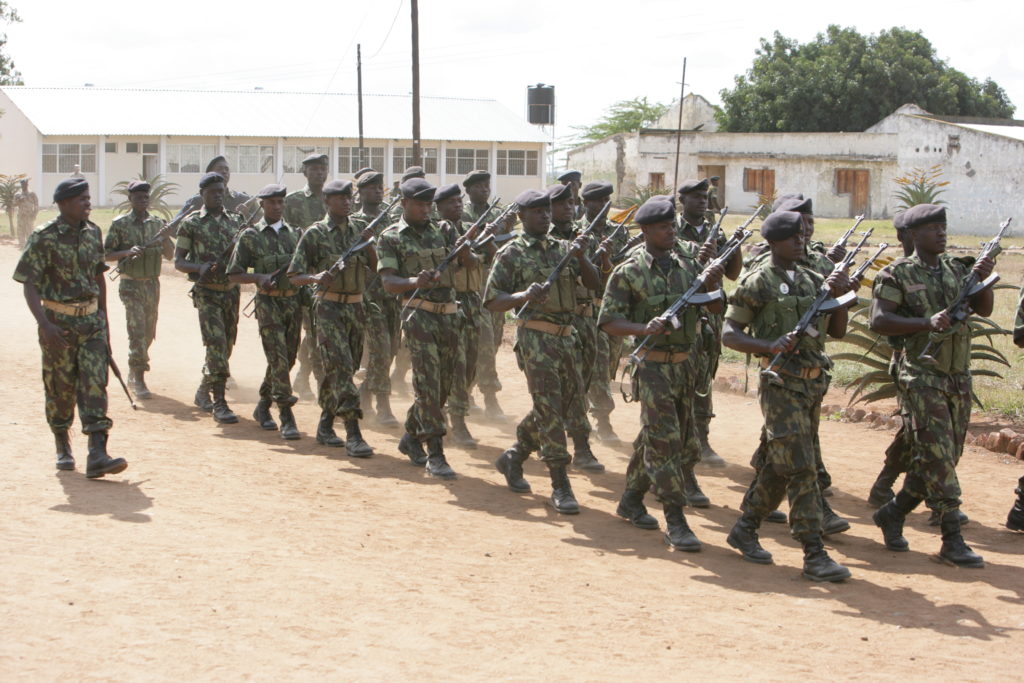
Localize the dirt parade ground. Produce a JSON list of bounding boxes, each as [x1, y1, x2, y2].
[[1, 242, 1022, 679]]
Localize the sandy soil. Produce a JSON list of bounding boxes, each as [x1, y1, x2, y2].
[[1, 243, 1022, 680]]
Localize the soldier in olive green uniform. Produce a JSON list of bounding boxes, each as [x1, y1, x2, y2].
[[1008, 287, 1024, 531], [379, 178, 477, 479], [557, 169, 583, 220], [171, 155, 254, 223], [486, 189, 603, 514], [226, 184, 304, 439], [289, 179, 375, 456], [705, 175, 721, 225], [174, 172, 245, 424], [722, 210, 852, 582], [14, 178, 127, 478], [599, 197, 726, 550], [104, 180, 174, 399], [870, 203, 995, 568]]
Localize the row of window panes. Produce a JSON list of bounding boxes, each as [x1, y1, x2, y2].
[[41, 144, 97, 174], [103, 142, 158, 154]]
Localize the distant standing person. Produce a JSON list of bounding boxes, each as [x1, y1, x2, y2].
[[70, 164, 85, 179], [14, 178, 40, 247], [705, 175, 722, 224]]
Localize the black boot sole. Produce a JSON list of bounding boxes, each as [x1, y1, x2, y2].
[[55, 460, 75, 471], [665, 534, 702, 552], [345, 443, 374, 458], [683, 497, 710, 509], [316, 432, 344, 447], [214, 415, 239, 424], [86, 459, 128, 479], [802, 568, 851, 582], [823, 519, 851, 536], [426, 468, 457, 480], [495, 455, 531, 493], [280, 431, 300, 441], [935, 553, 985, 569], [615, 508, 660, 530], [726, 534, 773, 564], [399, 437, 427, 466]]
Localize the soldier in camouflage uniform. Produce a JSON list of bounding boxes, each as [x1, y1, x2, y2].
[[226, 184, 304, 440], [104, 180, 174, 399], [174, 172, 245, 424], [284, 153, 329, 402], [486, 189, 603, 514], [705, 175, 721, 225], [353, 169, 400, 426], [289, 179, 374, 456], [171, 156, 254, 222], [599, 197, 726, 550], [869, 203, 995, 568], [557, 169, 583, 219], [14, 178, 40, 247], [722, 210, 852, 582], [14, 178, 127, 478], [379, 178, 477, 479], [1008, 287, 1024, 531]]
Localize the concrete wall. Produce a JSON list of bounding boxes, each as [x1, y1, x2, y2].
[[0, 91, 41, 186], [652, 93, 719, 132]]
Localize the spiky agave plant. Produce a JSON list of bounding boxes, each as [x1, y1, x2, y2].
[[892, 164, 949, 210], [110, 174, 180, 219]]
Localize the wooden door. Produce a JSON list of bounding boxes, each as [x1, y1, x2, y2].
[[851, 170, 869, 216]]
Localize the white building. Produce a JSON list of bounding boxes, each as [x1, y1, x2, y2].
[[0, 86, 549, 207]]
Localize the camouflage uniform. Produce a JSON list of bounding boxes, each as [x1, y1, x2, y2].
[[727, 263, 833, 538], [283, 186, 327, 231], [377, 218, 459, 440], [284, 186, 328, 393], [353, 207, 401, 397], [175, 207, 243, 388], [484, 233, 582, 465], [175, 189, 253, 222], [598, 245, 705, 505], [588, 221, 631, 421], [446, 218, 485, 418], [290, 215, 370, 420], [13, 217, 112, 435], [463, 201, 506, 400], [104, 212, 166, 373], [227, 219, 302, 405], [705, 185, 720, 225]]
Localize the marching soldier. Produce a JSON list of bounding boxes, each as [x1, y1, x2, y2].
[[14, 178, 127, 478], [1008, 286, 1024, 531], [869, 203, 994, 568], [227, 184, 304, 440], [722, 210, 852, 582], [557, 169, 583, 218], [174, 172, 244, 424], [288, 180, 374, 456], [103, 180, 174, 399], [486, 189, 603, 514], [599, 197, 725, 550]]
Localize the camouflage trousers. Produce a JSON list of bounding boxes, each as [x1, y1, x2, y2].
[[625, 355, 700, 507], [402, 307, 458, 440], [473, 309, 504, 394], [38, 309, 112, 435], [118, 278, 159, 371], [363, 281, 400, 395], [692, 314, 722, 439], [741, 373, 828, 539], [314, 297, 365, 420], [191, 285, 240, 387], [295, 289, 324, 385], [589, 324, 616, 419], [899, 379, 971, 513], [448, 291, 481, 417], [513, 326, 583, 466], [566, 312, 596, 437], [254, 292, 302, 406]]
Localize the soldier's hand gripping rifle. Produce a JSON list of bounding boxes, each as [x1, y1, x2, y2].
[[315, 202, 400, 293], [825, 215, 864, 262], [195, 209, 264, 286], [760, 229, 874, 386], [515, 199, 611, 318], [629, 228, 753, 364], [695, 206, 730, 264], [590, 204, 638, 266], [109, 215, 182, 281], [470, 201, 520, 249], [918, 217, 1011, 365]]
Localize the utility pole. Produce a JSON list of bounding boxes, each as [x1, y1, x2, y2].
[[672, 57, 687, 193], [411, 0, 422, 165], [357, 43, 365, 168]]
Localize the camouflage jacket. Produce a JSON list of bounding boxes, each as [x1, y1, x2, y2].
[[283, 186, 327, 231], [13, 217, 107, 302], [351, 206, 397, 237], [289, 215, 370, 294], [227, 219, 301, 291], [743, 245, 835, 280], [376, 218, 457, 304], [676, 217, 727, 251], [484, 232, 580, 325], [443, 218, 485, 293], [105, 212, 167, 279], [176, 189, 253, 222], [175, 207, 244, 284]]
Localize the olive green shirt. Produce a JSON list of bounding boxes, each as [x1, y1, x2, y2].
[[283, 186, 327, 231], [105, 212, 167, 279], [175, 207, 244, 284]]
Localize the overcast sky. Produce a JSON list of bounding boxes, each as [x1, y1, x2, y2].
[[6, 0, 1022, 150]]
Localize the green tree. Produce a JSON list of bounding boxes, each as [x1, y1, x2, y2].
[[0, 1, 22, 86], [717, 26, 1015, 133], [573, 96, 669, 142]]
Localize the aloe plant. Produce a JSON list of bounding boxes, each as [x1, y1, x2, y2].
[[110, 174, 180, 219], [892, 164, 949, 210]]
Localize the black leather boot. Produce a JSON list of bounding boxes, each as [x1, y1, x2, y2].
[[873, 490, 920, 551], [867, 464, 900, 508], [571, 434, 604, 472], [821, 496, 851, 535], [593, 413, 620, 444], [938, 510, 984, 568], [278, 404, 300, 440], [663, 504, 701, 552], [1007, 484, 1024, 532], [55, 431, 74, 471], [616, 489, 659, 530], [374, 393, 399, 427], [316, 411, 343, 447], [399, 433, 427, 466], [85, 432, 128, 479], [549, 465, 579, 514], [927, 508, 969, 526], [765, 509, 788, 524], [344, 420, 374, 457], [495, 447, 531, 493], [425, 437, 456, 479], [253, 397, 277, 430], [194, 381, 213, 412], [801, 534, 851, 582], [682, 466, 710, 508], [483, 391, 509, 423], [449, 414, 478, 449], [727, 512, 773, 564], [211, 384, 238, 424]]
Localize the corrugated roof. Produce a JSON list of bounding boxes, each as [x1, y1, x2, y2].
[[956, 122, 1024, 143], [0, 86, 550, 143]]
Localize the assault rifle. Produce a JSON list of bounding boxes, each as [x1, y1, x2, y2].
[[315, 201, 400, 295], [195, 207, 265, 286], [918, 217, 1011, 365], [109, 215, 182, 281], [591, 204, 638, 265], [699, 206, 729, 255], [108, 350, 137, 410], [850, 242, 890, 284]]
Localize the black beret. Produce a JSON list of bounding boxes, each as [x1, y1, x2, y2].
[[127, 180, 151, 193], [581, 180, 613, 200], [761, 211, 804, 241], [356, 170, 384, 187], [893, 211, 907, 230], [634, 198, 677, 225], [354, 167, 375, 179], [205, 155, 227, 172], [650, 194, 676, 205], [401, 166, 426, 181], [323, 179, 354, 196], [462, 170, 491, 188], [199, 172, 225, 190], [434, 183, 462, 203], [401, 178, 436, 201], [771, 193, 804, 212], [547, 183, 572, 202], [776, 196, 813, 214], [557, 169, 582, 183], [302, 153, 328, 166], [53, 178, 88, 202], [677, 178, 710, 195], [710, 175, 720, 181], [903, 203, 947, 229], [514, 189, 550, 209], [257, 183, 287, 199]]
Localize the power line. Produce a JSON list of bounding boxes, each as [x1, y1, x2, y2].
[[368, 0, 404, 59]]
